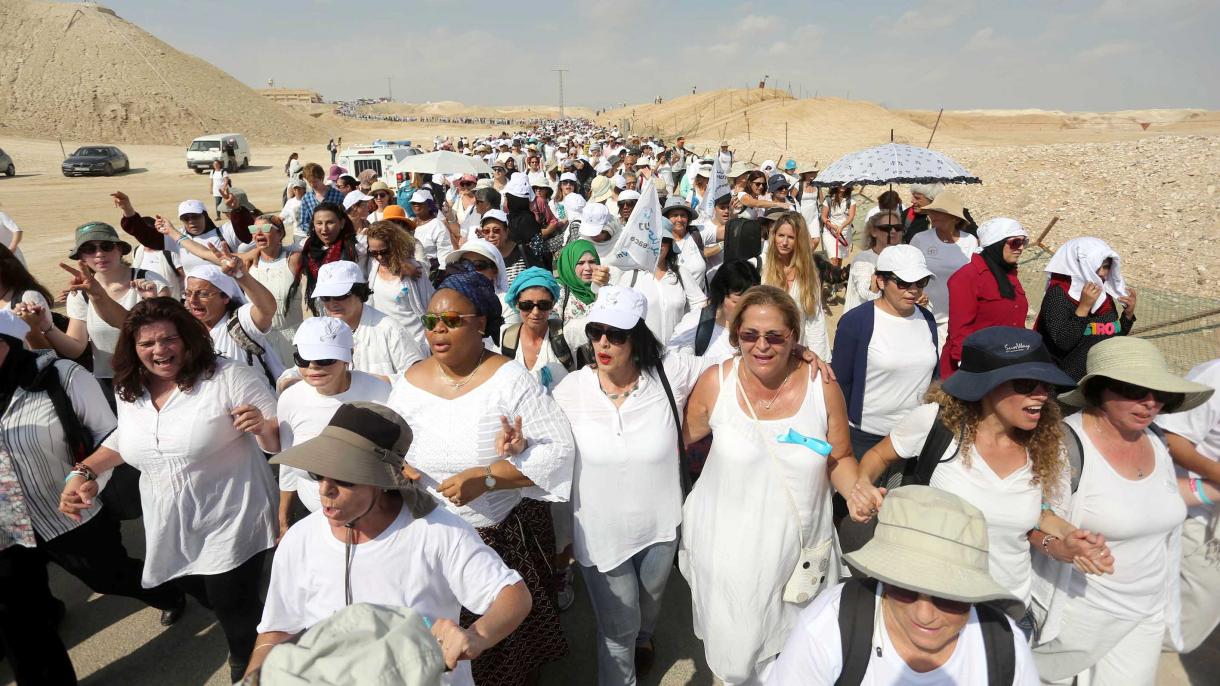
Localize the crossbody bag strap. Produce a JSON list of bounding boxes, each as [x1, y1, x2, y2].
[[654, 360, 692, 496]]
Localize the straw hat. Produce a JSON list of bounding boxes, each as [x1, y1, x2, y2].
[[1058, 337, 1214, 412], [844, 485, 1017, 604], [590, 176, 614, 203], [919, 189, 967, 222]]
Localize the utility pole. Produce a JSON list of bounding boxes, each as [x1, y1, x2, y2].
[[553, 68, 569, 119], [386, 77, 393, 102]]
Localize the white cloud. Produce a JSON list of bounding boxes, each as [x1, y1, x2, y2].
[[964, 26, 994, 51], [1094, 0, 1207, 18], [740, 14, 780, 32], [887, 0, 976, 32], [767, 41, 791, 55], [1076, 41, 1140, 61]]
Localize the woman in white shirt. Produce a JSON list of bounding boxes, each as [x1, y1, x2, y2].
[[59, 297, 279, 683], [820, 185, 856, 270], [275, 317, 391, 538], [612, 220, 707, 345], [842, 210, 903, 314], [1031, 337, 1215, 685], [663, 196, 709, 296], [183, 260, 286, 388], [365, 221, 433, 355], [0, 208, 24, 264], [553, 286, 703, 685], [385, 271, 575, 685], [760, 212, 831, 361], [908, 190, 979, 348]]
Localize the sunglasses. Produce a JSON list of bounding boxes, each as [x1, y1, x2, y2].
[[585, 323, 630, 345], [422, 311, 480, 330], [306, 472, 354, 488], [737, 329, 792, 345], [78, 241, 118, 254], [458, 258, 495, 272], [293, 352, 341, 368], [179, 213, 205, 221], [367, 249, 391, 259], [318, 293, 354, 303], [888, 275, 931, 290], [875, 224, 904, 232], [518, 299, 554, 313], [250, 224, 280, 234], [1006, 237, 1029, 249], [884, 585, 971, 614], [1107, 380, 1182, 406], [1008, 378, 1051, 395]]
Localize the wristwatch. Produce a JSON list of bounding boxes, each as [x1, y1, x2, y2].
[[483, 465, 496, 491]]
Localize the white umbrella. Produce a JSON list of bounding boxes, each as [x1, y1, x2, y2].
[[811, 143, 980, 187], [393, 150, 492, 175]]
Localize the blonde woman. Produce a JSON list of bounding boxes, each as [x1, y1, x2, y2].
[[364, 220, 433, 355], [761, 212, 830, 361]]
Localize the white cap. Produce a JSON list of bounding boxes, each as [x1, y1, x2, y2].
[[876, 245, 934, 282], [618, 189, 641, 202], [0, 309, 30, 340], [579, 203, 611, 237], [408, 190, 432, 205], [587, 285, 647, 330], [443, 238, 508, 293], [634, 157, 654, 168], [312, 260, 366, 298], [977, 217, 1028, 248], [293, 316, 354, 363], [559, 172, 579, 184], [696, 165, 712, 179], [561, 193, 586, 217], [594, 159, 612, 174], [480, 209, 508, 226], [178, 199, 207, 217], [185, 265, 245, 303], [760, 159, 777, 173], [612, 174, 627, 190], [342, 190, 372, 211], [504, 172, 534, 199]]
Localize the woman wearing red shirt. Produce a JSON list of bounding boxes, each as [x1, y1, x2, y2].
[[940, 218, 1029, 378]]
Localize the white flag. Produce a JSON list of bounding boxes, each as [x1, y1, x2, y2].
[[698, 155, 730, 222], [608, 180, 662, 273]]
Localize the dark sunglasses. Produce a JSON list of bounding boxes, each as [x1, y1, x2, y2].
[[306, 472, 354, 488], [179, 213, 205, 221], [737, 329, 792, 345], [875, 223, 904, 232], [293, 352, 341, 368], [619, 200, 638, 207], [585, 323, 630, 345], [458, 258, 495, 272], [1008, 378, 1051, 395], [518, 299, 554, 313], [1006, 237, 1029, 249], [318, 293, 354, 303], [422, 311, 480, 330], [1108, 380, 1183, 406], [78, 241, 118, 254], [888, 275, 931, 290], [367, 249, 391, 259], [884, 585, 971, 614]]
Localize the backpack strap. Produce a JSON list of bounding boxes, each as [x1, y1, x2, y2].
[[975, 603, 1017, 686], [225, 314, 275, 388], [1061, 421, 1085, 494], [901, 406, 962, 487], [693, 305, 717, 356], [546, 319, 576, 371], [654, 360, 692, 495], [500, 323, 523, 361], [835, 578, 880, 686]]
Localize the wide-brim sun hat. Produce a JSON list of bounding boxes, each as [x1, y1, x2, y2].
[[1058, 336, 1214, 412], [919, 189, 968, 222], [940, 326, 1075, 402], [844, 485, 1017, 604], [661, 196, 696, 219], [590, 176, 614, 202], [270, 403, 413, 491], [69, 221, 131, 260]]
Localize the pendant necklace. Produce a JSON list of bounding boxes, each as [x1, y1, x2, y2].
[[441, 350, 487, 389]]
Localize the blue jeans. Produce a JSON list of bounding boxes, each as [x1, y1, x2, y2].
[[580, 538, 678, 686]]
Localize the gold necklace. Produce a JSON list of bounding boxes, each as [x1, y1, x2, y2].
[[440, 349, 487, 389]]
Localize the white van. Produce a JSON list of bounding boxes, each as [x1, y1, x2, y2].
[[187, 133, 250, 174], [337, 140, 420, 191]]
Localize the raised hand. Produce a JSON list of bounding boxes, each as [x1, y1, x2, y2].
[[131, 278, 162, 300], [59, 261, 105, 300], [591, 265, 611, 286], [153, 214, 178, 237], [12, 301, 51, 332], [208, 242, 243, 277], [1079, 282, 1102, 311], [111, 190, 135, 217], [218, 185, 236, 211], [496, 415, 527, 457]]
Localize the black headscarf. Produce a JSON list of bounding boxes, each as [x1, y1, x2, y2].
[[505, 193, 541, 245], [980, 241, 1017, 300], [0, 334, 38, 416]]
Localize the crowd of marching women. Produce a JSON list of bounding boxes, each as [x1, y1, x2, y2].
[[0, 118, 1218, 686]]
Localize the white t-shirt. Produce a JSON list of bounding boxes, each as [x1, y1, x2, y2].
[[0, 210, 24, 264], [368, 264, 433, 357], [673, 231, 708, 295], [208, 304, 287, 386], [459, 210, 483, 243], [276, 371, 392, 512], [258, 504, 522, 686], [889, 403, 1044, 605], [499, 324, 571, 394], [844, 250, 881, 314], [614, 268, 707, 346], [210, 170, 229, 197], [1157, 358, 1220, 523], [349, 305, 424, 378], [909, 231, 979, 325], [280, 196, 304, 239], [767, 583, 1039, 685], [858, 308, 938, 436], [67, 270, 170, 378], [414, 217, 454, 265]]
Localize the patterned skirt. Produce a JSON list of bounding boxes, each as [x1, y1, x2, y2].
[[461, 498, 568, 685]]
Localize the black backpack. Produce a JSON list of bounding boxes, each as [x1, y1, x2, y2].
[[835, 578, 1015, 686], [499, 320, 581, 372], [723, 217, 763, 263], [226, 315, 277, 388]]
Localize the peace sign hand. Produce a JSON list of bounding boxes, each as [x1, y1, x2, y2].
[[496, 416, 527, 457], [218, 185, 236, 211], [208, 242, 244, 278], [59, 261, 105, 299]]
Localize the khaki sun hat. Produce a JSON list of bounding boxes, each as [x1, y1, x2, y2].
[[918, 189, 968, 222], [1058, 337, 1214, 412], [69, 221, 131, 260], [843, 485, 1017, 604], [590, 175, 614, 203]]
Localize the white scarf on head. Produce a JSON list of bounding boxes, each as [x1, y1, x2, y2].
[[1043, 236, 1128, 314]]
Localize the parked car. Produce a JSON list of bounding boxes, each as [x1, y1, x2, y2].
[[0, 148, 13, 176], [62, 146, 130, 177], [187, 133, 250, 173]]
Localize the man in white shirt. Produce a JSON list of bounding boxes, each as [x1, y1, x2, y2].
[[313, 261, 423, 377], [209, 160, 230, 220], [249, 402, 532, 685], [281, 179, 306, 241], [767, 486, 1038, 685]]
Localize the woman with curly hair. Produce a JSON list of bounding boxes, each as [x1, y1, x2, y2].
[[365, 220, 433, 354], [851, 327, 1113, 622], [761, 211, 830, 361]]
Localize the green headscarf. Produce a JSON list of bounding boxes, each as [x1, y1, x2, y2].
[[555, 239, 600, 305]]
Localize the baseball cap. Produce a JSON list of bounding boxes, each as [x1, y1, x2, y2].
[[312, 260, 366, 298], [617, 189, 641, 203], [579, 203, 612, 237], [587, 286, 648, 330], [480, 209, 509, 226], [559, 172, 579, 185], [876, 245, 935, 283], [594, 159, 612, 174], [293, 316, 354, 364], [634, 157, 654, 168], [343, 190, 372, 211], [287, 178, 307, 190], [178, 199, 207, 217]]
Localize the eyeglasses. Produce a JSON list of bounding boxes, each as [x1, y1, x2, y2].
[[1006, 237, 1029, 249], [179, 213, 205, 221], [1107, 380, 1182, 406], [422, 311, 481, 330], [585, 323, 630, 345], [875, 224, 904, 232], [306, 472, 354, 488], [1008, 379, 1051, 395], [78, 241, 118, 254], [293, 352, 341, 368], [318, 293, 354, 303], [888, 275, 931, 290], [619, 200, 637, 207], [751, 181, 766, 187], [372, 192, 392, 199], [517, 299, 554, 313], [737, 329, 792, 345], [183, 288, 221, 300], [458, 258, 495, 272], [367, 249, 391, 259], [884, 585, 971, 614]]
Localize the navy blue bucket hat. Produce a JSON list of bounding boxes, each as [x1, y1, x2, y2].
[[941, 326, 1075, 402]]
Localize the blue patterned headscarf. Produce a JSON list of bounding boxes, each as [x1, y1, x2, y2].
[[436, 271, 503, 338], [506, 267, 560, 308]]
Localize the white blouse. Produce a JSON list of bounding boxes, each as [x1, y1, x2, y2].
[[367, 261, 434, 357], [385, 362, 575, 529], [614, 268, 707, 345], [351, 304, 425, 378], [102, 359, 278, 586]]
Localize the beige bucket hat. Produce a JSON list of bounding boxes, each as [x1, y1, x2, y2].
[[918, 189, 968, 222], [844, 486, 1017, 604], [1058, 337, 1214, 412]]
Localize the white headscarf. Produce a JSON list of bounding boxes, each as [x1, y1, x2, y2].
[[448, 238, 509, 293], [185, 265, 246, 304], [1044, 236, 1128, 313]]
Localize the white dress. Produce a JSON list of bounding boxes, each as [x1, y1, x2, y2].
[[248, 252, 302, 365], [680, 359, 840, 684], [842, 249, 882, 314]]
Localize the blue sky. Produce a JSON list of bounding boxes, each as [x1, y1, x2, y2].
[[105, 0, 1219, 111]]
